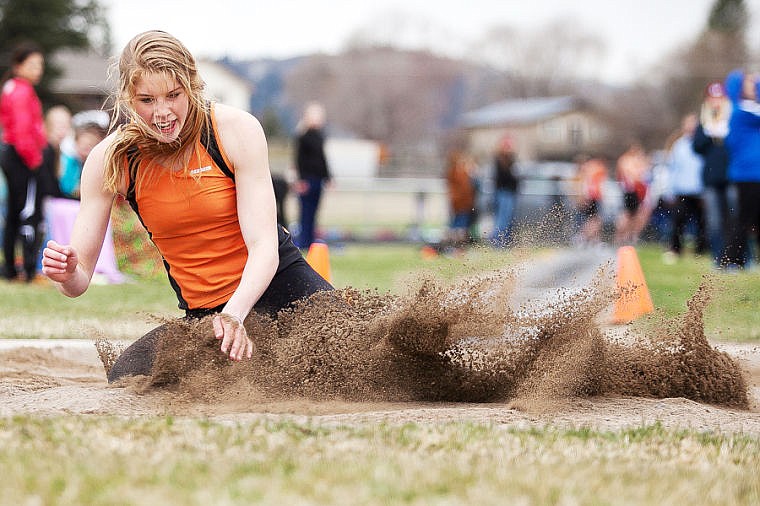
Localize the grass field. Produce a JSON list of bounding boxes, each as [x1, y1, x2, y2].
[[1, 417, 758, 505], [1, 242, 758, 341], [2, 241, 760, 505]]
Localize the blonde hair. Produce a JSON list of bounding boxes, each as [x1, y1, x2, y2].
[[103, 30, 208, 193]]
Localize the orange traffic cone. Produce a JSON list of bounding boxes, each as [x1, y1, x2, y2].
[[420, 245, 438, 260], [612, 245, 654, 324], [306, 241, 332, 283]]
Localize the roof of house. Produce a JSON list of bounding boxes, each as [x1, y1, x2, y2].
[[50, 50, 113, 96], [459, 96, 580, 128], [197, 59, 255, 92]]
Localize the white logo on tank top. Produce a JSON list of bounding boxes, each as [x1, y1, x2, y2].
[[190, 165, 212, 175]]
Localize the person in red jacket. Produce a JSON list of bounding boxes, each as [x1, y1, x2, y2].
[[0, 42, 47, 282]]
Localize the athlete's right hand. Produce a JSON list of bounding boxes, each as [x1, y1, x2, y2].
[[213, 312, 254, 362], [41, 240, 79, 283]]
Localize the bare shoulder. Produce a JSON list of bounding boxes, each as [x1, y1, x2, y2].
[[213, 103, 267, 170], [214, 103, 265, 141]]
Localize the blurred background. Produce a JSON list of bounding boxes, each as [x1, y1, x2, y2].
[[1, 0, 759, 247]]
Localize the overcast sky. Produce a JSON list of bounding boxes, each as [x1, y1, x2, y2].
[[101, 0, 760, 84]]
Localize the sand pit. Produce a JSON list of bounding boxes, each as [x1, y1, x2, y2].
[[2, 246, 759, 434], [1, 334, 759, 433]]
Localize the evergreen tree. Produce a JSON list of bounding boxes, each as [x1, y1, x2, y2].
[[700, 0, 748, 73], [707, 0, 748, 33]]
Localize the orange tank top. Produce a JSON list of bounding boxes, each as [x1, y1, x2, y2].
[[126, 133, 245, 309]]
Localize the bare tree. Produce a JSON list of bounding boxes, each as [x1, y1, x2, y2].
[[281, 2, 751, 169], [466, 18, 606, 101], [594, 0, 750, 153], [656, 0, 748, 122]]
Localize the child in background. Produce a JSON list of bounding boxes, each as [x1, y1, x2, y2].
[[46, 110, 126, 284], [36, 106, 72, 273], [40, 105, 72, 199], [59, 112, 109, 199]]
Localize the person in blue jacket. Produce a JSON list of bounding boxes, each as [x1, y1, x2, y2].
[[724, 69, 760, 268]]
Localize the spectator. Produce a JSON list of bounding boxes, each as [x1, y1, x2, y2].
[[37, 105, 73, 272], [573, 155, 608, 246], [39, 105, 72, 199], [614, 141, 650, 245], [446, 149, 478, 247], [59, 112, 110, 199], [692, 81, 733, 268], [45, 111, 126, 284], [490, 135, 519, 247], [663, 113, 707, 263], [724, 69, 760, 269], [293, 102, 331, 249], [641, 150, 672, 244], [0, 42, 47, 282]]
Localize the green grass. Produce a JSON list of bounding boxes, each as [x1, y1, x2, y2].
[[328, 242, 515, 291], [635, 243, 760, 341], [637, 244, 719, 314], [0, 416, 758, 506], [1, 242, 758, 341], [0, 278, 180, 340], [2, 243, 760, 504]]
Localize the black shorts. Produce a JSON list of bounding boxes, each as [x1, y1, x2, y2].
[[185, 256, 333, 319]]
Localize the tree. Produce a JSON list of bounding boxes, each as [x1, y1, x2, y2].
[[467, 19, 605, 101], [659, 0, 748, 124], [0, 0, 111, 103], [699, 0, 748, 76], [707, 0, 748, 33]]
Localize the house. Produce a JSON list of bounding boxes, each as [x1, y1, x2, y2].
[[324, 138, 381, 179], [50, 50, 113, 112], [459, 96, 612, 163], [196, 59, 253, 113]]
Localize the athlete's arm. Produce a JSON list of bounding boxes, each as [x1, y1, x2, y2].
[[41, 134, 116, 297], [212, 103, 279, 361]]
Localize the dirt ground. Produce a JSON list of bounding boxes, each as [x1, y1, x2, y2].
[[0, 338, 758, 433], [2, 245, 759, 435]]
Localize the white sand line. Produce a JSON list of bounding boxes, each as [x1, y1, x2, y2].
[[0, 338, 130, 350]]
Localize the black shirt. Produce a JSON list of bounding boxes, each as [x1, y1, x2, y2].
[[296, 128, 330, 179]]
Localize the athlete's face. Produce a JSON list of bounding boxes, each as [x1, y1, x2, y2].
[[132, 72, 188, 143]]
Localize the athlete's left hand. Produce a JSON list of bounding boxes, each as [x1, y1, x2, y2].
[[213, 313, 254, 361]]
